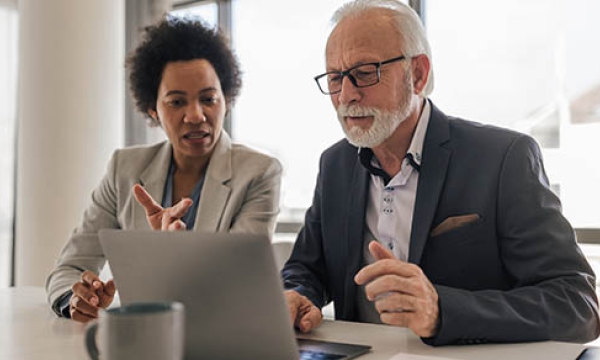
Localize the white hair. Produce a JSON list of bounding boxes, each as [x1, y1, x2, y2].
[[330, 0, 434, 96]]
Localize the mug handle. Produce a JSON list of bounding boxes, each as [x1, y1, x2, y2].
[[85, 321, 100, 360]]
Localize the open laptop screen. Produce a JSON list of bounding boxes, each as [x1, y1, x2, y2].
[[99, 229, 370, 359]]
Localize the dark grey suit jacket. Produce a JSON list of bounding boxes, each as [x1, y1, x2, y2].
[[282, 101, 600, 345]]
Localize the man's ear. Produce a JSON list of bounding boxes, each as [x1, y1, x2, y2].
[[411, 54, 431, 95]]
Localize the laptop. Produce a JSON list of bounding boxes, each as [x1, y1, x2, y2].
[[99, 229, 371, 360]]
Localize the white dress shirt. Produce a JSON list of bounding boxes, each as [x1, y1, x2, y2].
[[363, 100, 431, 262], [357, 100, 431, 323]]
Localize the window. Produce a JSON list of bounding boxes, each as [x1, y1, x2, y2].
[[0, 3, 18, 287], [171, 1, 218, 26], [426, 0, 600, 231], [231, 0, 349, 224]]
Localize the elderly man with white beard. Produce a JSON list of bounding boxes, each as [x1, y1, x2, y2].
[[281, 0, 599, 346]]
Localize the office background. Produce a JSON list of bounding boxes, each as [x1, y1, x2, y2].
[[0, 0, 599, 294]]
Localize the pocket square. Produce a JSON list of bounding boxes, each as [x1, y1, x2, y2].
[[430, 214, 480, 237]]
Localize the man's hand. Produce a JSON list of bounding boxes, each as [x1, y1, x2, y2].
[[284, 290, 323, 333], [132, 184, 192, 231], [354, 241, 440, 338], [70, 271, 116, 323]]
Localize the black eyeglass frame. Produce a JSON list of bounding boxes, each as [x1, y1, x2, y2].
[[314, 55, 407, 95]]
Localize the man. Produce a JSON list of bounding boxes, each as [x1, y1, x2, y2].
[[282, 0, 600, 346]]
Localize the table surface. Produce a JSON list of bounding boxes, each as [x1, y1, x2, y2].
[[0, 287, 588, 360]]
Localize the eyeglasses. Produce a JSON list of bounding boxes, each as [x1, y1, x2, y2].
[[314, 55, 407, 95]]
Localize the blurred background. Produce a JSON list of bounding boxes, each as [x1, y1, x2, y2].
[[1, 0, 599, 295]]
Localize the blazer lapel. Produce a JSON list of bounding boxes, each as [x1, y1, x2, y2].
[[134, 141, 173, 230], [408, 102, 451, 265], [343, 152, 370, 318], [193, 131, 232, 232]]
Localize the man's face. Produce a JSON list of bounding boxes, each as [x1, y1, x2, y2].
[[325, 9, 416, 147]]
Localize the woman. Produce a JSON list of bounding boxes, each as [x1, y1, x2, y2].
[[46, 17, 282, 323]]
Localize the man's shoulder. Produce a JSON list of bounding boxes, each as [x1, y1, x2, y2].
[[321, 138, 357, 161], [448, 116, 521, 140], [445, 115, 529, 151]]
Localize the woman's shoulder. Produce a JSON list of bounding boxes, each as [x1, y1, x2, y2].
[[110, 141, 170, 174], [229, 142, 282, 173]]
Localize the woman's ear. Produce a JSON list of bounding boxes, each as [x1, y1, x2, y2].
[[224, 98, 232, 116], [147, 108, 159, 124]]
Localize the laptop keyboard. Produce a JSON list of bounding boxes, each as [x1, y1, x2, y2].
[[299, 349, 346, 360]]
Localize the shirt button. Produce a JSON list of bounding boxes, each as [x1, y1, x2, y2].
[[383, 196, 392, 203], [383, 208, 393, 214]]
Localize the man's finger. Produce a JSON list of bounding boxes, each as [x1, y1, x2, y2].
[[285, 291, 301, 325], [369, 240, 395, 261], [286, 291, 322, 333], [132, 184, 163, 216], [355, 259, 422, 285], [379, 310, 411, 328], [298, 306, 323, 333], [364, 274, 421, 300], [374, 291, 415, 313]]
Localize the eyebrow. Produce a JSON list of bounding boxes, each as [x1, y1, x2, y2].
[[326, 60, 378, 72], [164, 87, 218, 96]]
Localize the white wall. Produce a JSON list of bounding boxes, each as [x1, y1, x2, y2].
[[15, 0, 125, 286]]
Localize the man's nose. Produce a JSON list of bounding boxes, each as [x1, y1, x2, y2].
[[337, 75, 362, 105], [185, 102, 206, 123]]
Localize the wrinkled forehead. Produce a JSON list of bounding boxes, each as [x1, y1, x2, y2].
[[325, 8, 403, 68]]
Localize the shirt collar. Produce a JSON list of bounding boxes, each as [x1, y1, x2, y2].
[[358, 99, 431, 182], [407, 99, 431, 167]]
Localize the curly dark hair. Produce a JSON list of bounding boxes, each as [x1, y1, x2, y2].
[[126, 16, 242, 126]]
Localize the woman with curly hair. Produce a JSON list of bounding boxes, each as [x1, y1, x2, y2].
[[46, 17, 282, 323]]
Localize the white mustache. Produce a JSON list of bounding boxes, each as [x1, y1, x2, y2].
[[337, 105, 380, 118]]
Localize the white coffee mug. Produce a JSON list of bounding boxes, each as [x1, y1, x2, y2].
[[85, 302, 185, 360]]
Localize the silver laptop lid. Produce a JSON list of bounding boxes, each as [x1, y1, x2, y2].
[[99, 229, 299, 360]]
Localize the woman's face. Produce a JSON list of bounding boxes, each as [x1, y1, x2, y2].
[[148, 59, 227, 165]]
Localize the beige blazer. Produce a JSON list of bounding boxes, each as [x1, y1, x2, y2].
[[46, 131, 282, 310]]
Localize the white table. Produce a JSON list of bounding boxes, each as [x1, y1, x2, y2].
[[0, 287, 588, 360]]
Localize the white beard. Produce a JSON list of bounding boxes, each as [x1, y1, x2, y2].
[[336, 72, 413, 148]]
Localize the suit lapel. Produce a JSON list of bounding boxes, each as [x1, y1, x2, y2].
[[408, 102, 451, 264], [193, 131, 232, 232], [134, 141, 173, 230], [343, 151, 370, 318]]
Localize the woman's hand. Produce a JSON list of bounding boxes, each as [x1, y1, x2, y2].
[[132, 184, 192, 231], [70, 271, 115, 323]]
